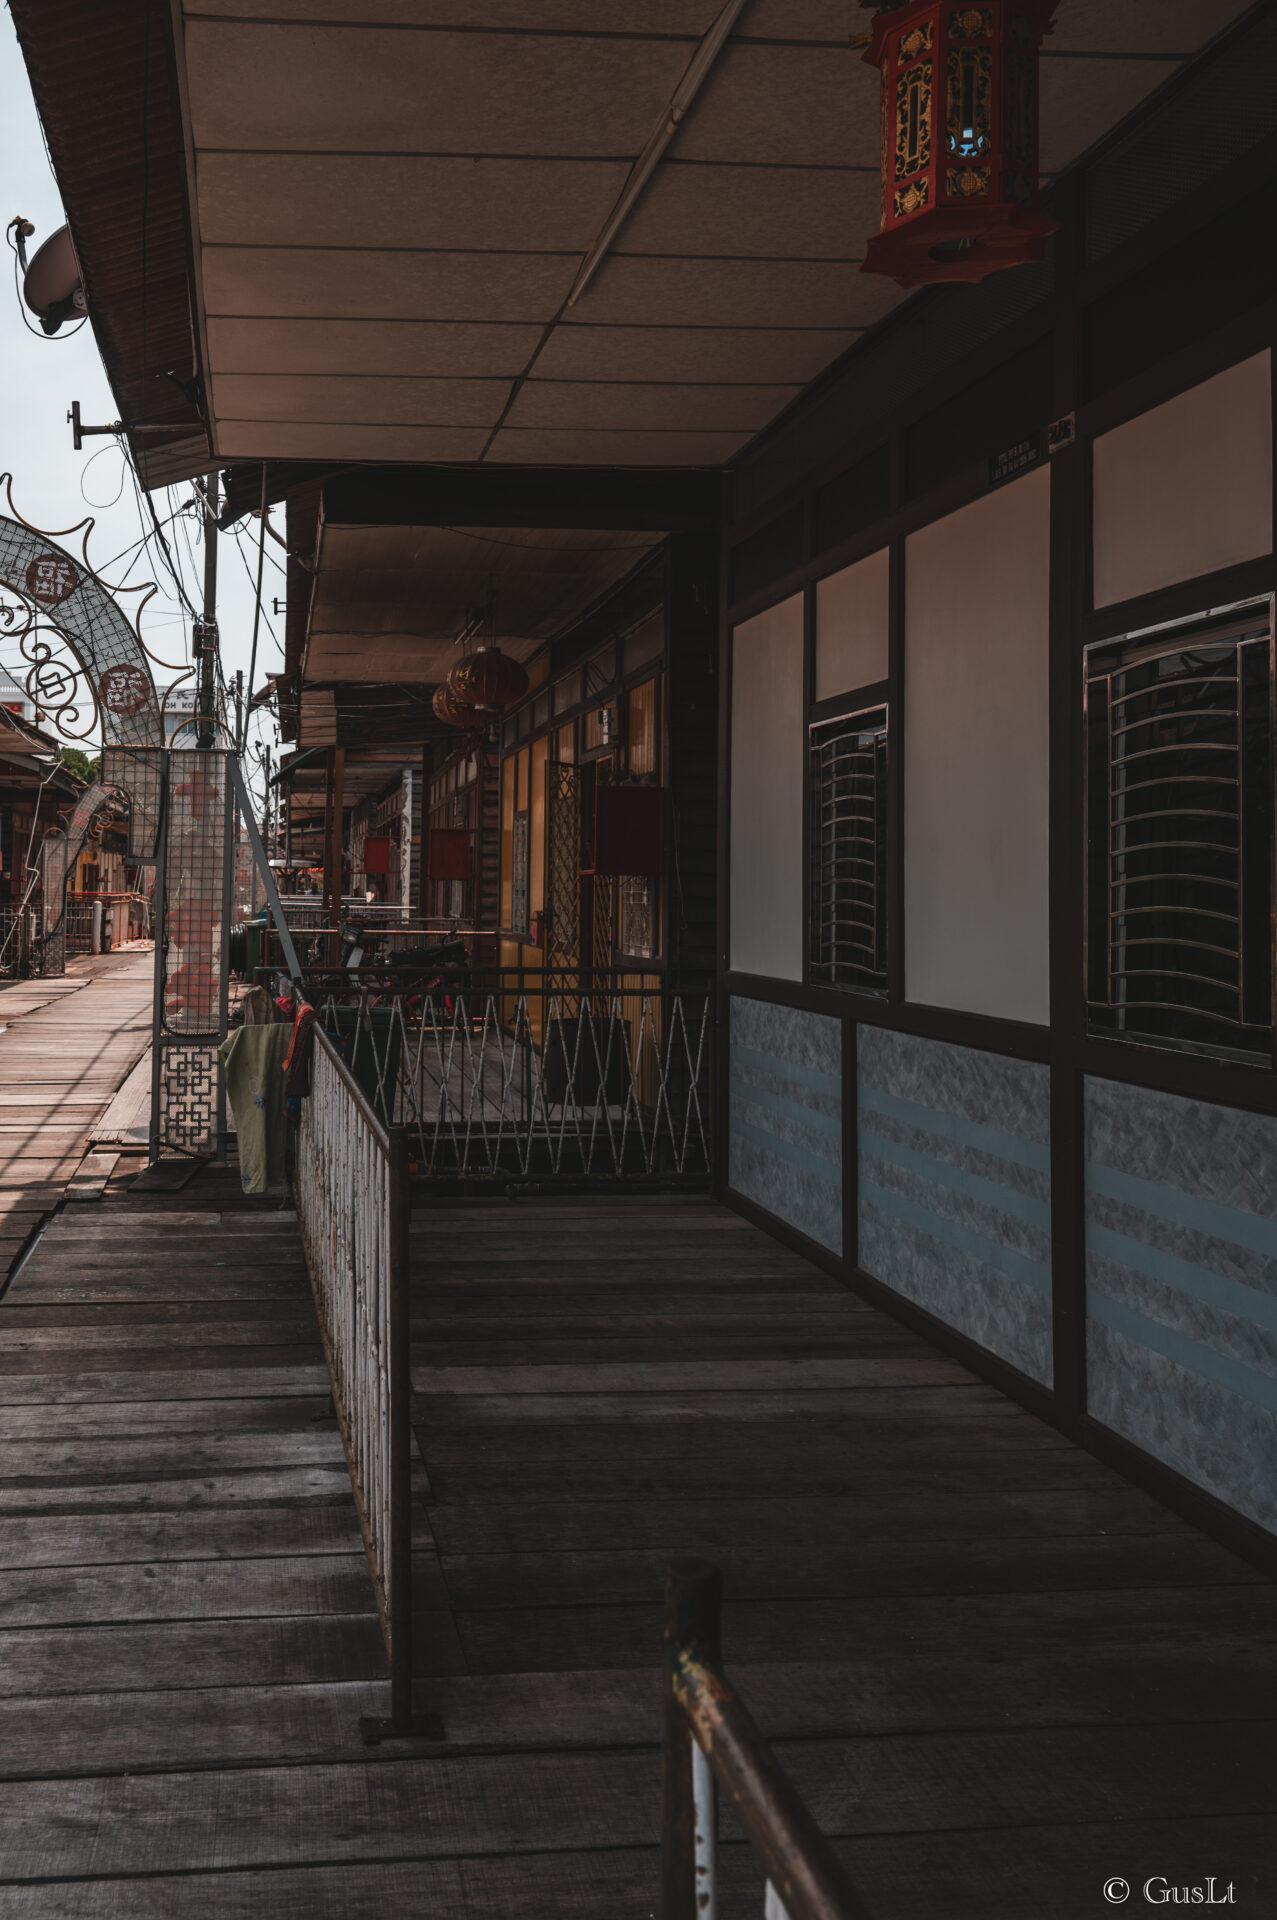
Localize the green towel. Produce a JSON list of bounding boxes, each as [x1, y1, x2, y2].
[[218, 1024, 291, 1195]]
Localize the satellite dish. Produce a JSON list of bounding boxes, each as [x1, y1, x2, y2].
[[20, 225, 86, 335]]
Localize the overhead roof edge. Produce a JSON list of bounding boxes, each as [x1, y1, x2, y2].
[[319, 466, 721, 534], [9, 0, 211, 491]]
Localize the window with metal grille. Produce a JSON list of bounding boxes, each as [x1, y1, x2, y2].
[[809, 705, 888, 994], [1085, 602, 1275, 1064]]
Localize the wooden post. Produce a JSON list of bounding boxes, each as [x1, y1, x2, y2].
[[333, 746, 345, 926], [420, 742, 431, 919], [660, 1558, 723, 1920], [322, 746, 346, 954], [322, 747, 336, 929]]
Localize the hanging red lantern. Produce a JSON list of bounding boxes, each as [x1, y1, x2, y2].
[[860, 1, 1058, 289], [448, 645, 529, 717], [432, 682, 476, 729]]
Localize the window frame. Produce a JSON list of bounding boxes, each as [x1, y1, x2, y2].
[[1083, 593, 1277, 1068], [806, 680, 891, 999]]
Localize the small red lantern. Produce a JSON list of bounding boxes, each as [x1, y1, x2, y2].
[[860, 1, 1058, 288], [432, 682, 476, 729], [448, 646, 528, 717]]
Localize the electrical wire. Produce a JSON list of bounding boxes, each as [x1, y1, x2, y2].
[[240, 465, 268, 752], [232, 520, 282, 660], [122, 452, 198, 618], [78, 442, 127, 510], [95, 505, 183, 579]]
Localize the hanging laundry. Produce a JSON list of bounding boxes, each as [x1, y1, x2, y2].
[[218, 1023, 291, 1195]]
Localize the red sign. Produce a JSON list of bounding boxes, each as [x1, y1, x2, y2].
[[97, 664, 152, 717], [25, 554, 78, 606], [362, 834, 392, 875]]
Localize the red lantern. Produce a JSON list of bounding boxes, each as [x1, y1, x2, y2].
[[860, 1, 1058, 288], [432, 682, 476, 729], [448, 646, 528, 717]]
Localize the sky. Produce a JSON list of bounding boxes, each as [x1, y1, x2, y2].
[[0, 9, 281, 790]]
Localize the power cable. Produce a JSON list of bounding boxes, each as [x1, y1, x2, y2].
[[122, 452, 198, 618], [232, 520, 282, 659], [240, 465, 268, 752], [78, 442, 127, 510]]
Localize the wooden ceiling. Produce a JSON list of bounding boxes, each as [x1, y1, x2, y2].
[[304, 522, 661, 685], [174, 0, 1254, 471]]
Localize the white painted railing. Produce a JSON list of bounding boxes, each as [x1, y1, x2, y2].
[[294, 1023, 413, 1734]]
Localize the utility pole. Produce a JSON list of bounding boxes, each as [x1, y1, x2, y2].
[[194, 471, 219, 749], [234, 670, 244, 753]]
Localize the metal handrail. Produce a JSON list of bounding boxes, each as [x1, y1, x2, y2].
[[661, 1561, 870, 1920], [294, 1020, 426, 1738]]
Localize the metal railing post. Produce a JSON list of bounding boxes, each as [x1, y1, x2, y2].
[[387, 1122, 413, 1733], [661, 1557, 870, 1920], [661, 1558, 723, 1920]]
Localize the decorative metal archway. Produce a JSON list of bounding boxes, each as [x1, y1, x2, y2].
[[0, 478, 163, 747]]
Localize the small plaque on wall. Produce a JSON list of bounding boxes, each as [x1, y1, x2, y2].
[[1047, 412, 1077, 455], [989, 434, 1044, 487]]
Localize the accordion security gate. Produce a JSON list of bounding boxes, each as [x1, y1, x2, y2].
[[312, 975, 713, 1184]]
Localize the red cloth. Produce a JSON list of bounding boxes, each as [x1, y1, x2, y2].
[[282, 1001, 317, 1098]]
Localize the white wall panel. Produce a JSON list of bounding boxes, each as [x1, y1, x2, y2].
[[905, 468, 1051, 1026], [1093, 351, 1273, 608], [815, 546, 890, 703], [730, 593, 804, 981]]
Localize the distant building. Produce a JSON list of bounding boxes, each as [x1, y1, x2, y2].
[[159, 684, 228, 748], [0, 663, 37, 727]]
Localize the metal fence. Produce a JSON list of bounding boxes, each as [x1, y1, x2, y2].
[[294, 1023, 415, 1734], [0, 906, 38, 979], [304, 972, 713, 1183], [64, 896, 97, 955], [661, 1561, 868, 1920]]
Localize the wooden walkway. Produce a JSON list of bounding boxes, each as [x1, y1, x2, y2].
[[0, 1190, 1273, 1915], [0, 950, 153, 1277]]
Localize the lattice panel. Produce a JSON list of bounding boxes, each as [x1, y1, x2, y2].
[[546, 763, 581, 971], [157, 1042, 220, 1157], [162, 753, 229, 1036], [39, 830, 67, 943], [102, 746, 164, 858]]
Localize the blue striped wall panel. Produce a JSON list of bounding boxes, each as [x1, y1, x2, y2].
[[1085, 1078, 1277, 1536], [858, 1026, 1053, 1385], [728, 997, 842, 1255]]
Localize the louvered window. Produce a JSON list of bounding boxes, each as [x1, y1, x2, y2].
[[809, 705, 888, 994], [1085, 603, 1275, 1064]]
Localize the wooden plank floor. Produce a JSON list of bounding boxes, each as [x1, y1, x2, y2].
[[0, 950, 154, 1279], [0, 1190, 1273, 1916]]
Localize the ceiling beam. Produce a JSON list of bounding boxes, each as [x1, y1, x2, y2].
[[563, 0, 751, 312]]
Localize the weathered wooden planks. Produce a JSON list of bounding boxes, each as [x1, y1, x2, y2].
[[0, 1185, 1273, 1918], [0, 952, 154, 1287]]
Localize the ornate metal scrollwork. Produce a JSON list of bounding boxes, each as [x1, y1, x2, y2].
[[15, 615, 96, 741], [0, 477, 163, 747]]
